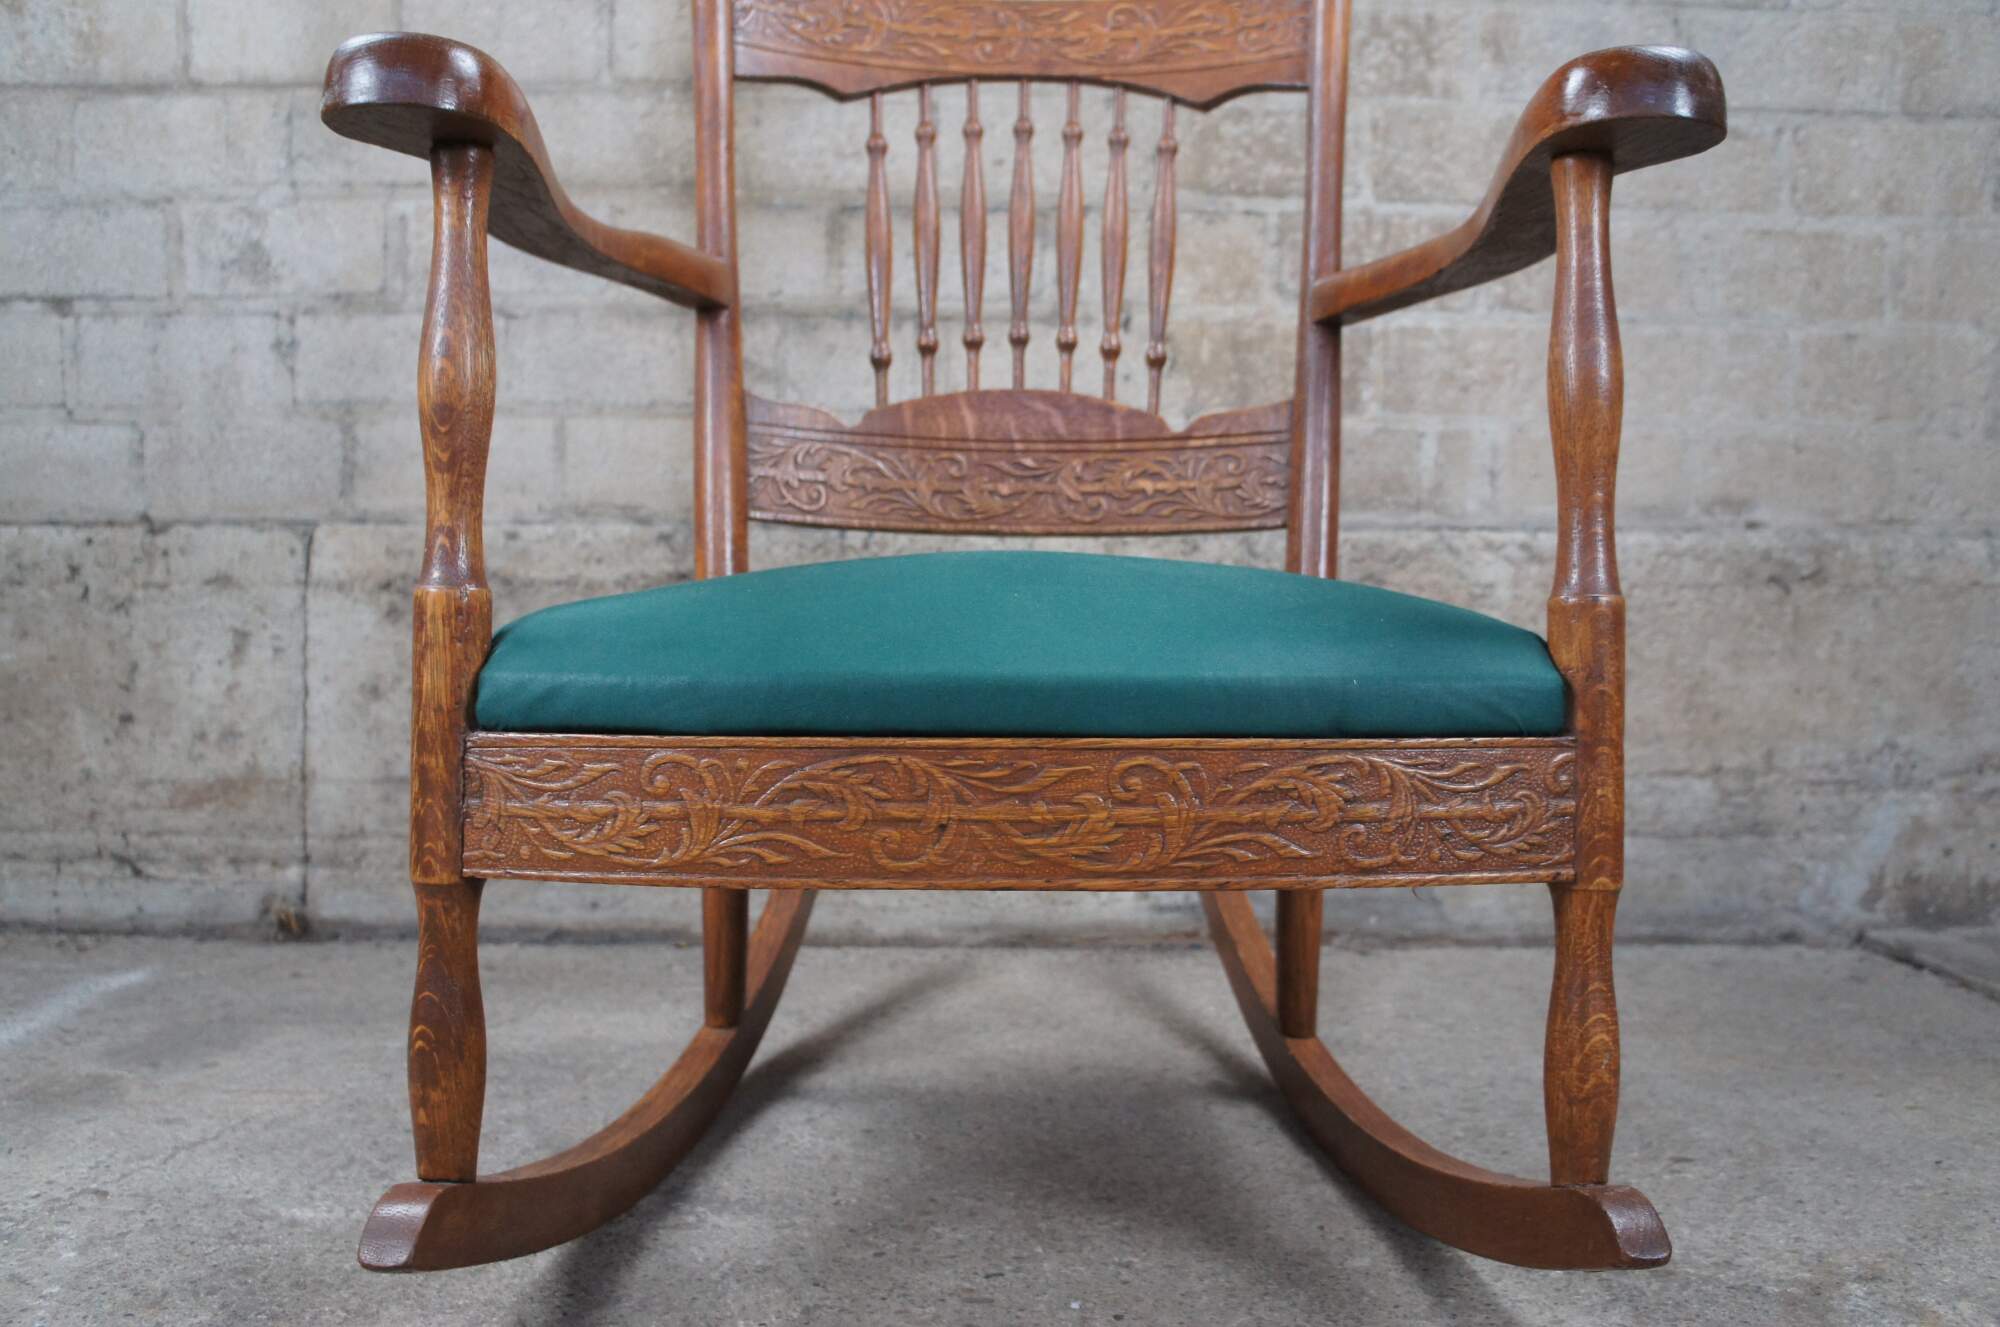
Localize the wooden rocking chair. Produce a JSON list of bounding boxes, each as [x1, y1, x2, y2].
[[322, 0, 1724, 1274]]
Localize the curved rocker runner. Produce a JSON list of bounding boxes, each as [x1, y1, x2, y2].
[[321, 0, 1723, 1277], [359, 890, 814, 1272]]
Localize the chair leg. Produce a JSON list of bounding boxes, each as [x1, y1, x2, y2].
[[704, 886, 748, 1028], [408, 879, 486, 1182], [1545, 883, 1621, 1186], [1275, 889, 1323, 1039], [1204, 891, 1667, 1269], [360, 890, 816, 1271]]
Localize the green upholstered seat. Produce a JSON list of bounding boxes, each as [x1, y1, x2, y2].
[[473, 551, 1568, 739]]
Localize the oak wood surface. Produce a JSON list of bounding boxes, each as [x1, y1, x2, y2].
[[1275, 889, 1323, 1039], [359, 890, 815, 1271], [731, 0, 1312, 107], [913, 85, 941, 396], [325, 0, 1727, 1276], [322, 33, 731, 309], [1204, 892, 1668, 1269], [1144, 101, 1179, 416], [1310, 45, 1723, 325], [1008, 83, 1035, 389], [960, 83, 988, 389], [745, 392, 1291, 533], [407, 879, 485, 1181], [459, 734, 1578, 890], [1283, 0, 1351, 580], [1099, 91, 1130, 400], [1541, 151, 1627, 1191]]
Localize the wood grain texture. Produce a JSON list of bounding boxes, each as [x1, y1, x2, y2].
[[913, 84, 942, 395], [1310, 46, 1724, 325], [692, 0, 750, 579], [866, 91, 894, 405], [1546, 885, 1620, 1185], [1546, 152, 1624, 897], [1540, 153, 1625, 1193], [460, 735, 1578, 890], [1144, 101, 1178, 415], [325, 2, 1729, 1277], [960, 82, 988, 389], [732, 0, 1310, 107], [1275, 888, 1323, 1038], [1056, 82, 1085, 392], [1204, 892, 1668, 1269], [1008, 82, 1035, 389], [408, 880, 485, 1181], [1100, 90, 1130, 400], [322, 33, 730, 309], [745, 392, 1291, 533], [360, 890, 815, 1271], [409, 144, 496, 887], [1284, 0, 1349, 579], [702, 886, 749, 1028]]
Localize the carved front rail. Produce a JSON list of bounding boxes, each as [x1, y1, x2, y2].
[[462, 735, 1579, 890]]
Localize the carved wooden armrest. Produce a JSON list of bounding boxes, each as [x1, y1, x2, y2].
[[322, 32, 733, 309], [1310, 45, 1724, 325]]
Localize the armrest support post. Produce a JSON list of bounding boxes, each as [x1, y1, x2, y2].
[[1543, 149, 1623, 1191], [410, 141, 496, 888], [1545, 150, 1623, 895]]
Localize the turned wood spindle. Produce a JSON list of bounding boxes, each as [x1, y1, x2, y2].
[[1100, 90, 1130, 401], [1544, 150, 1625, 1188], [865, 91, 893, 405], [961, 81, 987, 390], [1008, 81, 1034, 389], [1056, 81, 1084, 392], [914, 84, 941, 396], [407, 141, 497, 1184], [1145, 101, 1178, 415]]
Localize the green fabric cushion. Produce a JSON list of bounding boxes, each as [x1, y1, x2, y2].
[[474, 551, 1568, 738]]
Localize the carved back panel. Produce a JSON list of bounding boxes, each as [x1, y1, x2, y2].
[[706, 0, 1350, 552]]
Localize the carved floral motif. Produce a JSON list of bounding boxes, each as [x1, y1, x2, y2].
[[462, 742, 1576, 885], [747, 433, 1289, 531], [733, 0, 1313, 73]]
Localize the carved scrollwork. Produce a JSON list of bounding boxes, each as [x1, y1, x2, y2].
[[747, 433, 1289, 531], [733, 0, 1313, 75], [462, 739, 1577, 888]]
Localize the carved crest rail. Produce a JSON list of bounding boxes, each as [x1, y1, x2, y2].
[[461, 735, 1579, 889], [746, 393, 1292, 533], [732, 0, 1313, 105]]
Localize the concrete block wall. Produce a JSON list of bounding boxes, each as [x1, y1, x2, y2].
[[2, 0, 1994, 944]]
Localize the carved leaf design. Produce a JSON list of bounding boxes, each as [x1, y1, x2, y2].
[[747, 435, 1290, 532], [463, 742, 1578, 884]]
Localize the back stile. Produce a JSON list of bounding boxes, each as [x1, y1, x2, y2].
[[1008, 81, 1034, 389], [913, 85, 941, 396], [961, 82, 987, 390], [1056, 81, 1085, 392], [1286, 0, 1351, 577], [1145, 100, 1179, 415], [866, 91, 893, 405], [1100, 90, 1130, 400]]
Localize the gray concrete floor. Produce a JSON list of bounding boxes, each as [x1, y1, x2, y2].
[[2, 926, 1996, 1327]]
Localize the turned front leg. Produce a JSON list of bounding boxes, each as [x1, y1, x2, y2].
[[1544, 150, 1625, 1187], [405, 141, 498, 1180], [409, 880, 486, 1179]]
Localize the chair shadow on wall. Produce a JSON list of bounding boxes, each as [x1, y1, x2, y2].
[[523, 952, 1524, 1326]]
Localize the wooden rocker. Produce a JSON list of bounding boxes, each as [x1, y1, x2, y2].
[[322, 1, 1724, 1274]]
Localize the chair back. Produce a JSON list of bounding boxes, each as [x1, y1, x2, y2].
[[693, 0, 1349, 563]]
